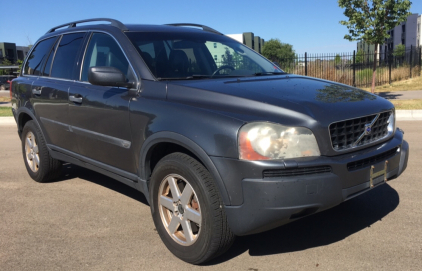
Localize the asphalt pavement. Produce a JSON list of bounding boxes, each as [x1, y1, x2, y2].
[[376, 90, 422, 100], [0, 121, 421, 270]]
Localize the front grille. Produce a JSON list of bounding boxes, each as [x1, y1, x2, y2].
[[263, 166, 332, 178], [329, 111, 392, 151], [347, 147, 399, 171]]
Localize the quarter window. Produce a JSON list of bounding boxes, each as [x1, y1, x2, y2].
[[81, 33, 132, 82], [50, 33, 85, 80], [24, 37, 57, 75]]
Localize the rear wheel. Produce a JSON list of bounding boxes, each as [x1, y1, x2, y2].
[[150, 152, 234, 264], [21, 120, 62, 182]]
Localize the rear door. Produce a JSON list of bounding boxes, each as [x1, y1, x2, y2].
[[31, 32, 86, 153], [69, 32, 137, 173]]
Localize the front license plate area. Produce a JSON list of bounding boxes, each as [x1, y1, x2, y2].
[[370, 161, 388, 188]]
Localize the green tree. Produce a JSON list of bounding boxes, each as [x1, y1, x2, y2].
[[16, 59, 24, 74], [356, 49, 365, 64], [262, 39, 295, 69], [335, 54, 342, 65], [338, 0, 411, 93], [2, 58, 12, 66], [392, 44, 406, 57], [221, 47, 235, 67]]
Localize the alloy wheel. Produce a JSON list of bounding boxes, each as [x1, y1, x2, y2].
[[158, 174, 201, 246]]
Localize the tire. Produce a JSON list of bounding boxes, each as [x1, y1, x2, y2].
[[21, 120, 62, 182], [150, 152, 235, 264]]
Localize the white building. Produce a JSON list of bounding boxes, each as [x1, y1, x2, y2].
[[380, 13, 421, 58], [356, 13, 421, 60]]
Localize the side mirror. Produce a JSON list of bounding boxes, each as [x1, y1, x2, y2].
[[88, 66, 134, 88]]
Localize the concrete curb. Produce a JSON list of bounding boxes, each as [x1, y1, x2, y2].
[[0, 117, 16, 126], [1, 110, 421, 126], [395, 110, 422, 121]]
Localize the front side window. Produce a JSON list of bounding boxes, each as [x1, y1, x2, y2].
[[126, 31, 283, 80], [24, 37, 57, 75], [50, 32, 85, 80], [81, 33, 132, 82]]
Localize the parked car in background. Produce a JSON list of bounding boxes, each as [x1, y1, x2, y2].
[[0, 76, 15, 90], [11, 19, 409, 264]]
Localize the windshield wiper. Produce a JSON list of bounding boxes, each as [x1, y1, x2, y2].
[[253, 72, 286, 76], [157, 75, 212, 80]]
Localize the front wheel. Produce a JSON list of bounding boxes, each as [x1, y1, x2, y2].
[[150, 152, 234, 264]]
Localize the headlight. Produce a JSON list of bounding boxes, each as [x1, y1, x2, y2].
[[387, 111, 395, 134], [239, 122, 320, 161]]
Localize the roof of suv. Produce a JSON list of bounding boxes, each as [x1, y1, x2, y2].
[[45, 18, 223, 36]]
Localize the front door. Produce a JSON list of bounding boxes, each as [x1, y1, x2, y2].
[[69, 32, 136, 173]]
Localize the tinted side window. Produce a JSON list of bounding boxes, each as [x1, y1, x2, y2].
[[42, 39, 59, 77], [51, 33, 85, 80], [24, 37, 57, 75], [81, 33, 132, 82]]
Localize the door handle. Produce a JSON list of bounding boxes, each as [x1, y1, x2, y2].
[[32, 88, 41, 95], [69, 95, 83, 104]]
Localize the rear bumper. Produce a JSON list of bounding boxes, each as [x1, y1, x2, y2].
[[212, 129, 409, 236]]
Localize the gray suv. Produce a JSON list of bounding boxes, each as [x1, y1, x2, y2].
[[11, 18, 409, 264]]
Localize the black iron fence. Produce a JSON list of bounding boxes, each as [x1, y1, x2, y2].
[[275, 46, 421, 88]]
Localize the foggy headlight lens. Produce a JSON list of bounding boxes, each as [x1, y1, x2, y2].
[[387, 111, 395, 134], [239, 122, 320, 161]]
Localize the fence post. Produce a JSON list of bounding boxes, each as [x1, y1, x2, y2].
[[305, 52, 308, 76], [389, 52, 392, 85], [352, 50, 356, 87], [419, 46, 421, 77], [410, 45, 413, 78]]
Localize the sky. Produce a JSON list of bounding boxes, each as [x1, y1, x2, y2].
[[1, 0, 421, 55]]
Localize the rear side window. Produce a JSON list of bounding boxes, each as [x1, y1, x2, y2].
[[42, 40, 59, 77], [24, 37, 57, 75], [50, 33, 85, 80], [81, 33, 132, 82]]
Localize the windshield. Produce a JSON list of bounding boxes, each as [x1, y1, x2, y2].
[[125, 31, 284, 79]]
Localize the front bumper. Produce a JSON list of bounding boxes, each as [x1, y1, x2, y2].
[[211, 129, 409, 236]]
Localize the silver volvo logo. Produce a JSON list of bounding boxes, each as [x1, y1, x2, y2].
[[364, 124, 372, 135]]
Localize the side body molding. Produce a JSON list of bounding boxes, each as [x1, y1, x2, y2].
[[139, 131, 231, 206]]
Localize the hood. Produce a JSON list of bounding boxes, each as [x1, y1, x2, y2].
[[167, 74, 394, 127]]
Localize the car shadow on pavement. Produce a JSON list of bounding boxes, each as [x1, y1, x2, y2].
[[53, 163, 149, 205], [206, 184, 399, 265], [49, 163, 399, 265], [376, 92, 403, 100]]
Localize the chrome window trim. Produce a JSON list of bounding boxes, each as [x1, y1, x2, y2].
[[328, 110, 394, 152]]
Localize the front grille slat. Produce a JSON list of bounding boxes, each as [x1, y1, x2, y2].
[[329, 111, 392, 151], [347, 147, 398, 171], [263, 166, 332, 178]]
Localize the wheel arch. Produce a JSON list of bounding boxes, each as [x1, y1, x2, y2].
[[16, 107, 38, 137], [139, 132, 231, 206]]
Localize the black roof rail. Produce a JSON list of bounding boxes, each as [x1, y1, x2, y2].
[[165, 23, 223, 35], [46, 18, 128, 34]]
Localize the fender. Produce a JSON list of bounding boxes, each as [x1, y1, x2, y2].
[[139, 131, 231, 206], [15, 107, 47, 140]]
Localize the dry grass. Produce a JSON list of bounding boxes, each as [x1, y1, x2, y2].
[[0, 96, 11, 103], [362, 74, 422, 92], [390, 99, 422, 110], [288, 62, 421, 89]]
